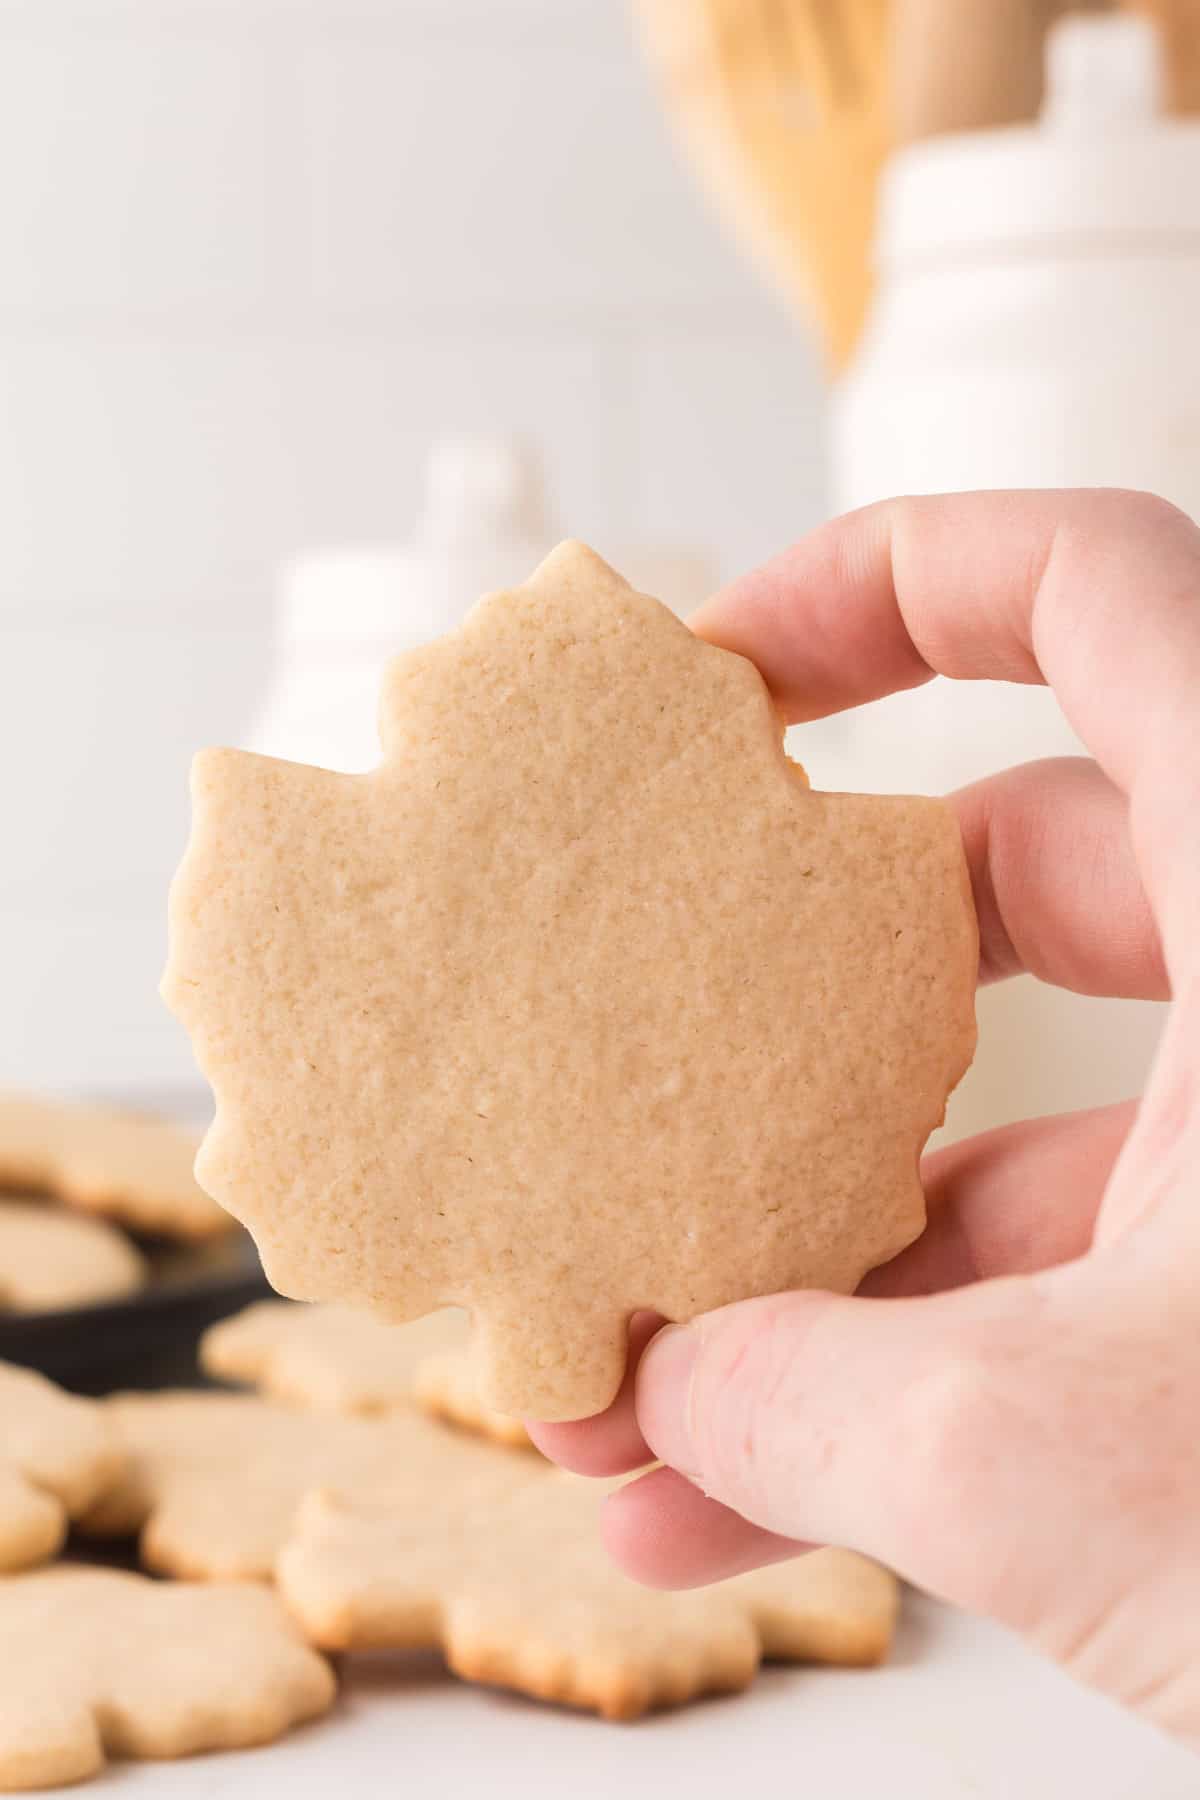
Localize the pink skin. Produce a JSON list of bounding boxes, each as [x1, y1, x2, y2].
[[529, 489, 1200, 1746]]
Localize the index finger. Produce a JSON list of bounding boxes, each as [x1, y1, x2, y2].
[[692, 489, 1200, 974]]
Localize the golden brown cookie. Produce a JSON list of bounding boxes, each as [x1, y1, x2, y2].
[[201, 1300, 532, 1449], [164, 542, 976, 1419], [277, 1476, 898, 1719], [0, 1092, 229, 1240], [0, 1566, 334, 1790], [80, 1390, 542, 1580], [0, 1199, 146, 1312], [0, 1363, 125, 1573]]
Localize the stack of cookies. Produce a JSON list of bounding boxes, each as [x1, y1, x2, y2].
[[0, 1090, 233, 1317], [0, 1359, 335, 1789], [0, 1303, 899, 1789], [0, 546, 977, 1787]]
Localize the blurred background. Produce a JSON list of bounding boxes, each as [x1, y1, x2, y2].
[[0, 0, 1192, 1116], [1, 5, 1198, 1790], [0, 0, 825, 1093]]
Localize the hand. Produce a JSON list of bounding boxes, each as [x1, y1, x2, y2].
[[530, 489, 1200, 1745]]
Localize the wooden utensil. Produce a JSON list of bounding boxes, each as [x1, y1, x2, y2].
[[631, 0, 1193, 373], [632, 0, 890, 370]]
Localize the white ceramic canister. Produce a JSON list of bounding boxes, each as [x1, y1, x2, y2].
[[249, 437, 715, 772], [820, 15, 1196, 1138]]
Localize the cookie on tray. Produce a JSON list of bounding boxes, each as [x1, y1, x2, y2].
[[0, 1092, 229, 1240], [0, 1199, 145, 1312], [201, 1301, 531, 1449]]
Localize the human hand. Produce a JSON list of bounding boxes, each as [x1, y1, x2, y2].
[[529, 489, 1200, 1744]]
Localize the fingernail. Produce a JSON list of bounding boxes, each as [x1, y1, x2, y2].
[[636, 1323, 701, 1479]]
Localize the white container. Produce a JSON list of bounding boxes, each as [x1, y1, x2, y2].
[[250, 437, 715, 771], [835, 20, 1200, 513], [250, 439, 557, 771], [821, 16, 1191, 1138]]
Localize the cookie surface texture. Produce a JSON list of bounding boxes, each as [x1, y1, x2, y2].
[[0, 1092, 229, 1239], [278, 1476, 898, 1720], [0, 1199, 146, 1311], [165, 542, 977, 1419], [79, 1390, 542, 1580], [201, 1300, 532, 1448], [0, 1363, 124, 1572], [0, 1566, 333, 1790]]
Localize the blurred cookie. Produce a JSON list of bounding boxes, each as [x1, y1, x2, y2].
[[279, 1476, 898, 1719], [201, 1301, 531, 1449], [413, 1338, 533, 1449], [79, 1390, 540, 1580], [0, 1091, 230, 1240], [0, 1567, 334, 1790], [0, 1199, 145, 1312], [0, 1363, 124, 1572]]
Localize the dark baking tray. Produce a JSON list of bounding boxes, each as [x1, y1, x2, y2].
[[0, 1229, 271, 1395]]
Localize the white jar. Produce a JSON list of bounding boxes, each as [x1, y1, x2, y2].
[[821, 17, 1191, 1139], [250, 437, 715, 773], [249, 439, 557, 772], [835, 20, 1200, 514]]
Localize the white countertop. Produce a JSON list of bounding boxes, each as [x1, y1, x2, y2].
[[86, 1591, 1194, 1798]]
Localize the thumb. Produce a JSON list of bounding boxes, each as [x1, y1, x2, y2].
[[633, 1281, 1053, 1614]]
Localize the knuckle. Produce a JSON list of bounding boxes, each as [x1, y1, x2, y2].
[[883, 1346, 1017, 1601], [896, 1351, 994, 1502], [688, 1299, 820, 1525], [1103, 486, 1199, 547]]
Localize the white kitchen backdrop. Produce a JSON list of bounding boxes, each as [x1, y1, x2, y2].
[[0, 0, 829, 1091]]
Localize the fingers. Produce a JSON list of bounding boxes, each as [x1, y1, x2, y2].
[[526, 1311, 662, 1474], [601, 1464, 800, 1588], [622, 1282, 1048, 1598], [609, 1271, 1200, 1752], [956, 759, 1167, 998], [1093, 980, 1200, 1247], [860, 1099, 1137, 1299], [535, 1104, 1136, 1478], [692, 488, 1200, 770], [692, 489, 1200, 971], [536, 1104, 1136, 1478]]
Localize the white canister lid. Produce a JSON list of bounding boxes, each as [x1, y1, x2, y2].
[[877, 14, 1200, 270], [280, 436, 555, 646]]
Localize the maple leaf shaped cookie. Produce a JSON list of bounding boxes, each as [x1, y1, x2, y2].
[[77, 1390, 542, 1580], [277, 1477, 898, 1720], [0, 1567, 333, 1790], [201, 1300, 532, 1448], [165, 544, 976, 1420]]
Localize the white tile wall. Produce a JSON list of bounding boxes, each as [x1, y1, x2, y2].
[[0, 33, 279, 314], [0, 332, 632, 616], [0, 0, 830, 1089], [300, 38, 759, 314], [632, 329, 829, 579], [0, 339, 304, 611]]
